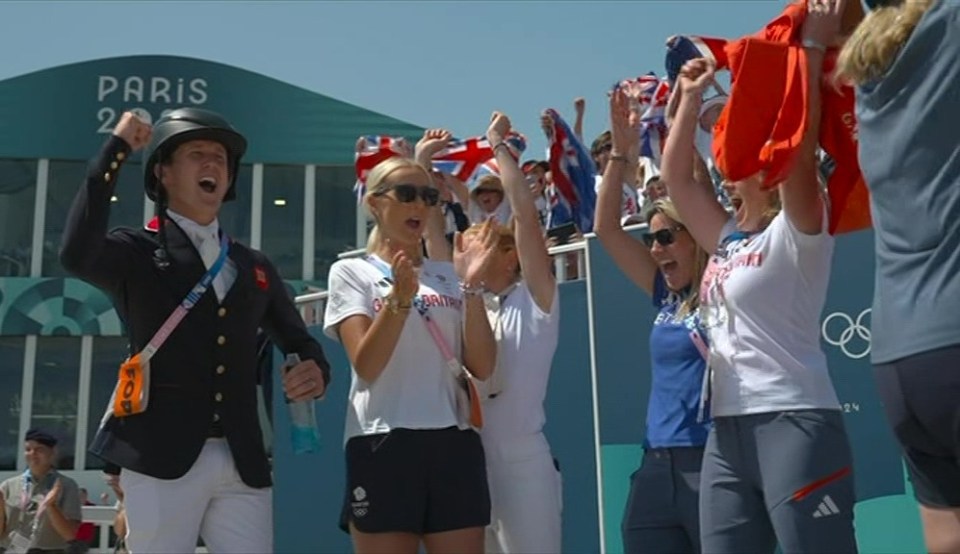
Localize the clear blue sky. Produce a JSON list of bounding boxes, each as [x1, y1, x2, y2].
[[1, 1, 782, 158]]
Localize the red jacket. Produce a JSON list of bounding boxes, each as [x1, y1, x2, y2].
[[701, 1, 870, 234]]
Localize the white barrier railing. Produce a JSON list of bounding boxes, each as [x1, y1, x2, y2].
[[291, 225, 659, 318], [80, 505, 116, 554]]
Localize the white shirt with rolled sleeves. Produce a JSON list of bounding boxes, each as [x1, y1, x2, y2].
[[480, 280, 560, 441], [479, 280, 563, 554], [699, 210, 841, 417], [323, 257, 465, 443]]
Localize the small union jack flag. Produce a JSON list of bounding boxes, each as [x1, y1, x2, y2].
[[612, 73, 673, 165], [431, 133, 526, 183], [354, 135, 413, 204], [665, 35, 730, 85]]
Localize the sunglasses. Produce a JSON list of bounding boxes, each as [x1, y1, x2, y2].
[[641, 226, 684, 248], [377, 183, 439, 206]]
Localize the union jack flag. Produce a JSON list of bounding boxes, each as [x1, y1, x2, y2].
[[466, 159, 501, 191], [544, 108, 596, 233], [613, 73, 673, 165], [354, 135, 413, 203], [665, 35, 729, 85], [638, 75, 672, 165], [431, 133, 526, 183]]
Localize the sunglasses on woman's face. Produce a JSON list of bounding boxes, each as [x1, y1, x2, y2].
[[378, 183, 440, 206], [641, 226, 684, 248]]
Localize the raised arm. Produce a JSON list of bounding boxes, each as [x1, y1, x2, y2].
[[424, 201, 452, 262], [446, 173, 470, 210], [574, 97, 586, 140], [660, 60, 730, 251], [417, 129, 455, 261], [487, 112, 556, 311], [453, 218, 500, 380], [780, 0, 845, 234], [594, 89, 659, 296], [59, 112, 151, 289]]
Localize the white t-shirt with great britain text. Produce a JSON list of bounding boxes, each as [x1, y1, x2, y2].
[[323, 256, 465, 443], [699, 211, 840, 417]]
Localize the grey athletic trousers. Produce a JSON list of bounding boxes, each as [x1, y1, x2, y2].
[[699, 409, 858, 554]]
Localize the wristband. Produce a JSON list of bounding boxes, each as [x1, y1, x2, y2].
[[459, 281, 485, 296], [802, 38, 827, 53], [492, 142, 516, 160], [384, 294, 412, 315]]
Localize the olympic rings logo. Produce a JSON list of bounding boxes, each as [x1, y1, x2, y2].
[[821, 308, 871, 359]]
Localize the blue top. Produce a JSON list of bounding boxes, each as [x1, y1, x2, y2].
[[855, 0, 960, 364], [644, 271, 711, 449]]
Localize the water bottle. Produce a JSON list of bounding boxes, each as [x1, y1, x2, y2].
[[284, 353, 321, 454]]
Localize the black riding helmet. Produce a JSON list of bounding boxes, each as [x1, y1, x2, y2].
[[143, 107, 247, 202]]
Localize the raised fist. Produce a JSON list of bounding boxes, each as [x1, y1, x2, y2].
[[487, 112, 512, 144], [112, 111, 152, 152]]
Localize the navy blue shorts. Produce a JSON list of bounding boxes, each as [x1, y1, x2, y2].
[[874, 344, 960, 508], [339, 426, 491, 535]]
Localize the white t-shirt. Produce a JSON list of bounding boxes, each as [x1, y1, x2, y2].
[[468, 199, 513, 226], [699, 211, 840, 417], [480, 281, 560, 441], [323, 256, 465, 442]]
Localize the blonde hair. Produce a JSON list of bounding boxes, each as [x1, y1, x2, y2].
[[646, 198, 709, 318], [462, 221, 516, 251], [837, 0, 934, 86], [463, 222, 521, 276], [362, 157, 432, 253], [472, 175, 503, 194]]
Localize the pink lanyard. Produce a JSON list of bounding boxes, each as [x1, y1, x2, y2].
[[365, 256, 461, 376]]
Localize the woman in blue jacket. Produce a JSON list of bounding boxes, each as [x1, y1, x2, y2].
[[594, 87, 711, 554]]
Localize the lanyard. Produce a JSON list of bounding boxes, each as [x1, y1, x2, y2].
[[19, 470, 31, 511], [20, 470, 50, 526], [364, 255, 461, 376], [143, 233, 230, 360]]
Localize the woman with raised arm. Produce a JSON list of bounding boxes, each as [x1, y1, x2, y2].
[[659, 2, 858, 553], [323, 152, 497, 554], [455, 112, 563, 553], [595, 88, 711, 554], [838, 1, 960, 551]]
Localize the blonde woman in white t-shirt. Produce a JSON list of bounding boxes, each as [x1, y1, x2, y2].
[[660, 5, 858, 554], [455, 113, 563, 553], [323, 152, 498, 554]]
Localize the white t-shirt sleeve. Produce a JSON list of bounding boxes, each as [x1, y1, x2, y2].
[[770, 204, 834, 280], [526, 281, 559, 333], [323, 260, 375, 342]]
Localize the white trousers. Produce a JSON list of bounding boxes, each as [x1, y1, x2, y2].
[[120, 438, 273, 553], [482, 433, 563, 554]]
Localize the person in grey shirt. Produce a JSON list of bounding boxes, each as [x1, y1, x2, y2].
[[838, 0, 960, 552], [0, 430, 83, 554]]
